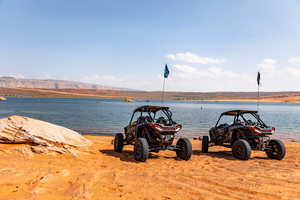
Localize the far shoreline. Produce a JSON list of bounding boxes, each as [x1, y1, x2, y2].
[[2, 87, 300, 104], [4, 96, 300, 104]]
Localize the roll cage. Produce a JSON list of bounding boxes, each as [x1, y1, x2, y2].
[[215, 110, 267, 128], [129, 105, 174, 125]]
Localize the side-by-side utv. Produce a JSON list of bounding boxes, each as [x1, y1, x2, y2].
[[114, 105, 192, 162], [202, 110, 286, 160]]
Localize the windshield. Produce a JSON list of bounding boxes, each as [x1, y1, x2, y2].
[[153, 109, 174, 125], [216, 115, 234, 127], [130, 108, 175, 125], [130, 111, 153, 124], [240, 113, 267, 127]]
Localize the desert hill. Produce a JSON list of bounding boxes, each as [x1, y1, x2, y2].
[[1, 87, 300, 103], [0, 77, 128, 90], [1, 77, 300, 102]]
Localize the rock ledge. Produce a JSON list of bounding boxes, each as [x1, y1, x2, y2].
[[0, 116, 91, 154]]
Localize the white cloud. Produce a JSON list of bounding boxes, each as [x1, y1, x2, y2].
[[161, 58, 300, 92], [166, 52, 225, 64], [166, 64, 252, 91], [207, 67, 239, 79], [254, 58, 300, 91], [287, 67, 300, 77], [288, 57, 300, 63], [172, 65, 240, 79], [262, 58, 277, 65], [258, 58, 277, 73], [173, 64, 196, 73]]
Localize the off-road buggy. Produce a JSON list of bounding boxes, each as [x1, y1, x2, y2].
[[114, 105, 192, 162], [202, 110, 286, 160]]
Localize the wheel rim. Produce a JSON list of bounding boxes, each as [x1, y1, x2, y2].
[[270, 142, 281, 156], [134, 141, 142, 159], [235, 143, 245, 158], [114, 138, 119, 149], [178, 141, 186, 156]]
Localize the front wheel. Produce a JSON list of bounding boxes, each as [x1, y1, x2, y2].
[[232, 139, 251, 160], [266, 139, 286, 160], [202, 136, 209, 153], [114, 133, 124, 153], [176, 138, 192, 160], [134, 138, 149, 162]]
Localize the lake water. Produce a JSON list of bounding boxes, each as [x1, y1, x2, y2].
[[1, 98, 300, 140]]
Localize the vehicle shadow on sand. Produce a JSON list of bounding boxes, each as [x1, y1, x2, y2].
[[100, 150, 139, 163], [100, 149, 182, 162], [193, 150, 237, 160], [193, 150, 271, 160]]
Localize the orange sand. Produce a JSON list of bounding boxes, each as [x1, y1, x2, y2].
[[0, 135, 299, 200]]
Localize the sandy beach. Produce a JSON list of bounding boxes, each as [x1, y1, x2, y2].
[[0, 135, 299, 200]]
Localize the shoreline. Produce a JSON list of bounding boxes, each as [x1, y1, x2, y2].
[[203, 98, 300, 103], [2, 87, 300, 103], [4, 96, 300, 104]]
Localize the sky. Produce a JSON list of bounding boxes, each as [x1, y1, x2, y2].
[[0, 0, 300, 92]]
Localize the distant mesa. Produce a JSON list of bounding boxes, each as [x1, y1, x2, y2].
[[0, 76, 132, 91], [0, 76, 16, 80]]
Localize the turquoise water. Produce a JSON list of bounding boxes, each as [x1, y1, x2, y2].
[[1, 98, 300, 140]]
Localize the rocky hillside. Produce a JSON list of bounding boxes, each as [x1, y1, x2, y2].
[[0, 76, 126, 90]]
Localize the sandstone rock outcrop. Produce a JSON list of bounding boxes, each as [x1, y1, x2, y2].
[[0, 116, 91, 154]]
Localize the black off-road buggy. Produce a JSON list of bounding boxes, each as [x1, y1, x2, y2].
[[202, 110, 286, 160], [114, 105, 192, 162]]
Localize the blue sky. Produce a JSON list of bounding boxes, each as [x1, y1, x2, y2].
[[1, 0, 300, 91]]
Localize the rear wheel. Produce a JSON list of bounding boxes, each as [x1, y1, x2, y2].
[[232, 139, 251, 160], [202, 136, 209, 153], [114, 133, 124, 153], [134, 138, 149, 162], [176, 138, 192, 160], [266, 139, 286, 160]]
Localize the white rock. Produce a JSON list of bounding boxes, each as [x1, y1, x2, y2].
[[0, 116, 91, 154]]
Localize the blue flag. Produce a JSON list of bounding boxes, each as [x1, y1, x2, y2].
[[257, 72, 261, 86], [164, 64, 170, 78]]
